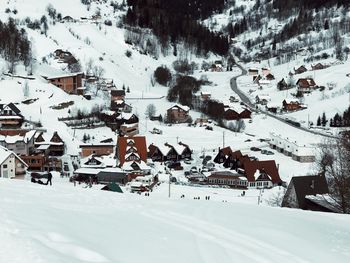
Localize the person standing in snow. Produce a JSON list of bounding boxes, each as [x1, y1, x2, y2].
[[47, 172, 53, 186]]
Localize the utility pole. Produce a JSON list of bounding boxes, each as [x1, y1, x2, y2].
[[168, 169, 171, 198], [223, 131, 225, 148], [176, 136, 179, 144]]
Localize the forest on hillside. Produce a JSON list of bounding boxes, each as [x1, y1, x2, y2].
[[124, 0, 230, 56], [0, 18, 32, 73]]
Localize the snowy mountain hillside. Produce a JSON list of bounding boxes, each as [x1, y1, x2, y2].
[[1, 178, 350, 263]]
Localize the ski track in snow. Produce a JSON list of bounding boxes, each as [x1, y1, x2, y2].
[[142, 209, 310, 263]]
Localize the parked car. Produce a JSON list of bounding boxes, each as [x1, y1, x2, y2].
[[168, 162, 182, 170], [150, 128, 163, 134], [261, 149, 274, 155], [184, 158, 192, 165], [250, 147, 261, 151]]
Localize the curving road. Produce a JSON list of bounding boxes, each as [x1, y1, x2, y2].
[[230, 62, 337, 139]]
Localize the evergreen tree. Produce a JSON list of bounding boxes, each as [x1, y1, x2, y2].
[[321, 112, 327, 127], [317, 116, 321, 126]]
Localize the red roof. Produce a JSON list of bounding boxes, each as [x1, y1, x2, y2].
[[242, 160, 282, 183], [117, 136, 147, 165], [221, 146, 233, 156], [297, 78, 316, 88]]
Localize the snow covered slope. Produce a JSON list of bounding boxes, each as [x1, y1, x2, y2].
[[1, 178, 350, 263]]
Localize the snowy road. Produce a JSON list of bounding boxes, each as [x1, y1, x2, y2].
[[230, 63, 337, 139]]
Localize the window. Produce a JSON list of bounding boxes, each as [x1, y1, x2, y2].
[[3, 164, 7, 169]]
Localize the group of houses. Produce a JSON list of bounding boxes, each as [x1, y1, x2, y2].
[[99, 88, 138, 136], [0, 129, 66, 179], [206, 146, 284, 189], [269, 132, 315, 162], [261, 96, 307, 114], [293, 63, 328, 75], [148, 142, 192, 162], [248, 67, 275, 87], [74, 135, 160, 187]]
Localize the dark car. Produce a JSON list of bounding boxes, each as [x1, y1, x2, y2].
[[168, 162, 183, 170], [31, 172, 49, 179], [250, 147, 261, 151]]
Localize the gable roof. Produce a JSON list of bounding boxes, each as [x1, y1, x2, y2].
[[288, 175, 329, 209], [296, 78, 316, 88], [168, 104, 190, 112], [0, 103, 21, 115], [242, 160, 282, 183], [117, 136, 147, 165], [0, 145, 28, 167]]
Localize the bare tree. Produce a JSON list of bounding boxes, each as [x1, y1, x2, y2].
[[145, 103, 156, 118], [23, 80, 29, 98], [93, 65, 105, 80], [316, 135, 350, 213]]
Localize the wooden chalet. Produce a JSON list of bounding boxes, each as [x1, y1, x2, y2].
[[241, 160, 283, 188], [224, 108, 240, 120], [115, 113, 139, 130], [117, 136, 150, 180], [294, 65, 307, 75], [35, 131, 65, 156], [166, 104, 190, 123], [282, 99, 301, 111], [281, 175, 339, 212], [47, 72, 83, 94], [0, 103, 24, 128], [213, 147, 234, 164], [148, 142, 192, 162], [296, 78, 317, 93], [117, 136, 147, 166], [79, 140, 115, 158], [311, 63, 326, 71], [239, 109, 252, 119], [277, 78, 288, 90]]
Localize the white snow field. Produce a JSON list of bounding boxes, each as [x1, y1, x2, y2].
[[1, 178, 350, 263]]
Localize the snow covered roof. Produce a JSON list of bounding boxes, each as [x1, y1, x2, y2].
[[0, 130, 36, 144], [173, 144, 186, 155], [169, 104, 190, 112], [122, 160, 150, 171], [283, 98, 299, 104], [46, 72, 84, 80], [116, 113, 135, 120], [0, 146, 28, 167]]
